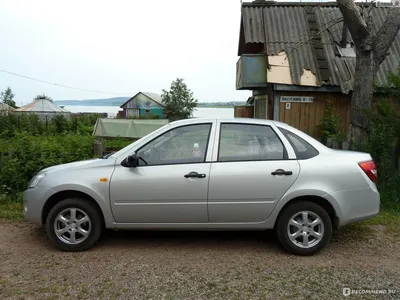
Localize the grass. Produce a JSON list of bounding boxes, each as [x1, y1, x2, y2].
[[0, 200, 23, 221], [361, 209, 400, 235]]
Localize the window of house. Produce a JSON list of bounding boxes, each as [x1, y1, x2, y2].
[[278, 127, 319, 160], [336, 43, 356, 58], [218, 123, 285, 162], [136, 124, 212, 166], [145, 109, 151, 117]]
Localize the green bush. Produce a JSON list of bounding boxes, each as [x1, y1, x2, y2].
[[0, 133, 95, 196], [103, 137, 135, 151], [356, 100, 400, 211], [319, 100, 344, 144]]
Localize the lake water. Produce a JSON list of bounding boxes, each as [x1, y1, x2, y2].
[[63, 106, 234, 118]]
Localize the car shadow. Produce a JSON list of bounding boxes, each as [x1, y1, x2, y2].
[[94, 229, 283, 252]]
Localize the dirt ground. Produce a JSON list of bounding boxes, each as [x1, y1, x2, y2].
[[0, 221, 399, 300]]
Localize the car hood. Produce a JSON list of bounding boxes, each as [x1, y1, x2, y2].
[[39, 158, 111, 174]]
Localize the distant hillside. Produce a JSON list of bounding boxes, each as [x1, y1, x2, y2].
[[54, 97, 130, 107], [55, 97, 247, 108]]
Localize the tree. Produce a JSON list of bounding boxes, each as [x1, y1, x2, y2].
[[161, 78, 198, 120], [337, 0, 400, 143], [0, 87, 17, 108], [34, 94, 53, 102]]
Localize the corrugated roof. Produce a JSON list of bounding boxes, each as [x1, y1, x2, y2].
[[239, 1, 400, 93], [141, 92, 164, 107], [15, 99, 71, 113], [120, 92, 165, 108]]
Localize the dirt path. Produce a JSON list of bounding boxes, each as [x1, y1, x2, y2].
[[0, 221, 399, 300]]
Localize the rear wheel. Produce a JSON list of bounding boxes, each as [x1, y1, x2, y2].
[[276, 201, 332, 256], [45, 198, 103, 252]]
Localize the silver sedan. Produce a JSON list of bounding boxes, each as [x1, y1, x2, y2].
[[24, 118, 380, 255]]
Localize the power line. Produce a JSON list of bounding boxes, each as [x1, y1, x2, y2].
[[0, 69, 133, 96]]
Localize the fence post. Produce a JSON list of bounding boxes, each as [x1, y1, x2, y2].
[[326, 138, 333, 148], [93, 139, 104, 157]]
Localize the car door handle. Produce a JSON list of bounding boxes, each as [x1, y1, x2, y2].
[[184, 172, 206, 179], [271, 169, 293, 176]]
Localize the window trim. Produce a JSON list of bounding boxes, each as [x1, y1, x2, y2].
[[216, 123, 289, 163], [133, 123, 213, 167], [277, 127, 319, 160]]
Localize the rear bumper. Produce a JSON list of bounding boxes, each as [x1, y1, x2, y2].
[[328, 187, 380, 227]]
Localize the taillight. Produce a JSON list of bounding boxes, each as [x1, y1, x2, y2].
[[358, 160, 377, 183]]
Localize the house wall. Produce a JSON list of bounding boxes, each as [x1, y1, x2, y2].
[[139, 108, 164, 118], [121, 93, 165, 119], [276, 91, 351, 139], [274, 91, 399, 140]]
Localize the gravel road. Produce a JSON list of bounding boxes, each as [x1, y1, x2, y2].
[[0, 221, 399, 300]]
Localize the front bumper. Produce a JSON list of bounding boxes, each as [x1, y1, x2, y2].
[[23, 186, 49, 226]]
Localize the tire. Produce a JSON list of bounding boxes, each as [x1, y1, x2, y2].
[[45, 198, 104, 252], [275, 201, 332, 256]]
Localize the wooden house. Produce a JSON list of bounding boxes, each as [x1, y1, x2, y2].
[[235, 1, 400, 138], [120, 92, 166, 119]]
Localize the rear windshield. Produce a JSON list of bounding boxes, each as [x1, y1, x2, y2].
[[278, 127, 319, 160]]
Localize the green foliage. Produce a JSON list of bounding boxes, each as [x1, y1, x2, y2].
[[377, 66, 400, 97], [355, 100, 400, 210], [34, 94, 53, 102], [0, 113, 103, 137], [0, 133, 96, 195], [161, 78, 198, 120], [103, 137, 134, 151], [319, 100, 344, 144], [0, 87, 17, 108]]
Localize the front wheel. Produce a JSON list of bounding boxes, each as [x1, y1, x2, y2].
[[45, 198, 104, 252], [275, 201, 332, 256]]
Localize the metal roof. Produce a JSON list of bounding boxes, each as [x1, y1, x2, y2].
[[141, 92, 164, 107], [15, 99, 71, 113], [120, 92, 165, 108], [239, 1, 400, 93]]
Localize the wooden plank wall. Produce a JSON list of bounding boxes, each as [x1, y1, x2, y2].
[[277, 91, 399, 140], [278, 91, 351, 139]]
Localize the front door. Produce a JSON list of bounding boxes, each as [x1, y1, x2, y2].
[[110, 123, 213, 223], [208, 122, 300, 223]]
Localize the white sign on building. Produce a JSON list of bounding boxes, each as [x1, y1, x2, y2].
[[280, 96, 313, 103]]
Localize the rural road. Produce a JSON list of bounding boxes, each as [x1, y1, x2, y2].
[[0, 221, 399, 299]]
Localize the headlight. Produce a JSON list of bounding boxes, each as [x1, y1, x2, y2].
[[28, 173, 46, 189]]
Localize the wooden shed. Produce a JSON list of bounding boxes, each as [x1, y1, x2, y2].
[[236, 1, 400, 139]]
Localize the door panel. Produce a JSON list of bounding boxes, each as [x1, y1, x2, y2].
[[111, 163, 211, 223], [208, 161, 299, 223], [208, 122, 299, 223], [110, 123, 214, 223]]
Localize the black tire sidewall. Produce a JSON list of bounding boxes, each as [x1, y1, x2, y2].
[[45, 198, 103, 252], [276, 201, 332, 256]]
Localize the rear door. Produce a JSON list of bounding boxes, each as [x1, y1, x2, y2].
[[207, 122, 300, 223]]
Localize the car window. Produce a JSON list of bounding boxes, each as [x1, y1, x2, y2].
[[136, 123, 212, 166], [278, 127, 319, 160], [218, 123, 285, 162]]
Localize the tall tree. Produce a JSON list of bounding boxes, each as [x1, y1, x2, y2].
[[34, 94, 53, 102], [161, 78, 198, 121], [0, 87, 17, 108], [337, 0, 400, 142]]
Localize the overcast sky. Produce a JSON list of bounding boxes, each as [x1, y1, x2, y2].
[[0, 0, 254, 105]]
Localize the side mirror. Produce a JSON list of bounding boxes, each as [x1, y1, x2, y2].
[[121, 153, 139, 168]]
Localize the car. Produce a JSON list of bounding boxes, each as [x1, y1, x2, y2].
[[23, 118, 380, 255]]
